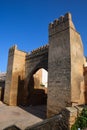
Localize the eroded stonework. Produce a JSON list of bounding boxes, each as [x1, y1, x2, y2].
[[4, 13, 87, 118]]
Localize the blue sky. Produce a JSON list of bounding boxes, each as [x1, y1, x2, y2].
[[0, 0, 87, 72]]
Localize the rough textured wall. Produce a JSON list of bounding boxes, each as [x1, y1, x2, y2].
[[47, 13, 84, 117], [3, 106, 86, 130], [4, 45, 26, 105], [25, 106, 83, 130], [25, 108, 69, 130], [3, 13, 85, 119], [70, 23, 84, 105], [48, 13, 71, 117], [24, 45, 48, 105], [4, 46, 15, 105]]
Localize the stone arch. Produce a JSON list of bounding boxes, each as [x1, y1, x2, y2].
[[23, 47, 48, 105], [24, 66, 48, 106]]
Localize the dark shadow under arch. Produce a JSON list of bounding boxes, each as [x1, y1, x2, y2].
[[27, 67, 48, 106]]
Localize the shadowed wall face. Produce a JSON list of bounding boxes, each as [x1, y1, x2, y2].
[[4, 13, 85, 119], [47, 13, 84, 117], [4, 46, 26, 105], [48, 13, 71, 117], [24, 46, 48, 105]]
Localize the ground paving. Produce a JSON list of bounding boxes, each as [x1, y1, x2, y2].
[[0, 102, 46, 130]]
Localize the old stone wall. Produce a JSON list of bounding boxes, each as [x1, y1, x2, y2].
[[70, 22, 84, 105], [24, 106, 83, 130], [25, 44, 48, 77], [2, 105, 87, 130], [25, 116, 68, 130], [3, 106, 87, 130], [47, 13, 84, 117], [4, 45, 26, 105], [48, 13, 71, 117], [23, 45, 48, 105], [3, 13, 86, 122]]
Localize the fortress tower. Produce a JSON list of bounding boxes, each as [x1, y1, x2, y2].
[[4, 13, 86, 119], [4, 45, 26, 105], [47, 13, 84, 117]]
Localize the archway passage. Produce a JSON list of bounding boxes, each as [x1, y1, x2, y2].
[[27, 68, 48, 106]]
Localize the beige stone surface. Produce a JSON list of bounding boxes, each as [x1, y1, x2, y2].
[[48, 13, 71, 117], [3, 13, 86, 119], [70, 23, 84, 103], [24, 45, 48, 105], [48, 12, 84, 117], [0, 102, 43, 130], [4, 45, 26, 106]]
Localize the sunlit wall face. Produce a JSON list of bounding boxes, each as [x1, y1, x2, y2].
[[42, 69, 48, 88], [34, 68, 48, 88]]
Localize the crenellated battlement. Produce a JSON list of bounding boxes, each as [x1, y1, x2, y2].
[[4, 12, 86, 122], [9, 45, 17, 51], [9, 45, 17, 56], [26, 44, 49, 59], [28, 44, 49, 55], [31, 44, 49, 54], [48, 12, 76, 36], [49, 13, 71, 29]]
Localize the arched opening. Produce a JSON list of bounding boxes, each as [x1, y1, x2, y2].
[[27, 68, 48, 106]]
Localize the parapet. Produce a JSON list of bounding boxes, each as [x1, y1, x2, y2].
[[49, 12, 75, 36], [26, 44, 49, 59], [31, 44, 49, 54], [9, 45, 17, 56], [9, 45, 17, 51]]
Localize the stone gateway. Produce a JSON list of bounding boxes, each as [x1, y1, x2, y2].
[[4, 13, 87, 118]]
